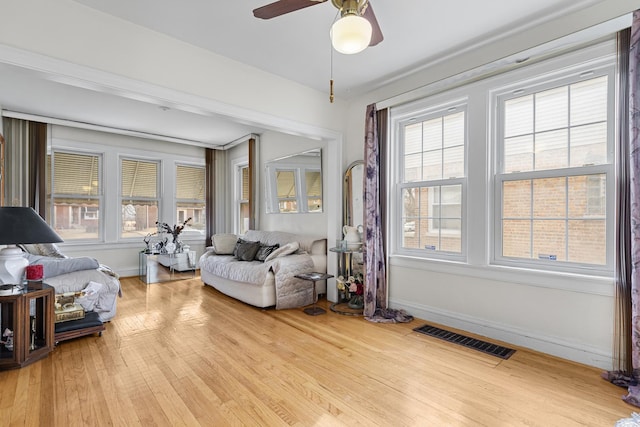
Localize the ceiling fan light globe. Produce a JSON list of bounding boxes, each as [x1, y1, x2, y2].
[[330, 14, 372, 54]]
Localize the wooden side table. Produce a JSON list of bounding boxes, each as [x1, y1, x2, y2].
[[295, 272, 334, 316], [0, 283, 54, 370]]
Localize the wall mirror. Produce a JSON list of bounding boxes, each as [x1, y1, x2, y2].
[[265, 149, 323, 214], [344, 160, 364, 227]]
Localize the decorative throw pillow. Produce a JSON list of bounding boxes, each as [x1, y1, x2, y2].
[[264, 241, 299, 262], [211, 233, 237, 255], [20, 243, 68, 259], [254, 243, 280, 262], [235, 240, 261, 261]]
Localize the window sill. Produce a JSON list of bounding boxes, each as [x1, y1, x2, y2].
[[389, 254, 614, 296]]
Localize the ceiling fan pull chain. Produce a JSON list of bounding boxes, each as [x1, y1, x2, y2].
[[330, 31, 335, 103]]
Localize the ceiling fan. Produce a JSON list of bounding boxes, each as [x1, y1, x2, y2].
[[253, 0, 384, 54]]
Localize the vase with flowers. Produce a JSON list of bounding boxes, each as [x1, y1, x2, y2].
[[336, 273, 364, 309], [154, 217, 192, 253]]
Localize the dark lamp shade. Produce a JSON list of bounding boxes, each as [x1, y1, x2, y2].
[[0, 207, 63, 244]]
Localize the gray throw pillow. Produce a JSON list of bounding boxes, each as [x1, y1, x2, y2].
[[235, 240, 261, 261], [255, 243, 280, 262]]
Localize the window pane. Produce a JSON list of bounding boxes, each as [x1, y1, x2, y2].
[[533, 220, 566, 261], [504, 135, 533, 173], [568, 220, 606, 264], [568, 174, 606, 218], [570, 76, 607, 126], [52, 198, 100, 240], [404, 123, 422, 154], [503, 180, 531, 218], [443, 112, 464, 148], [51, 151, 102, 241], [422, 150, 442, 181], [121, 201, 158, 238], [533, 177, 565, 218], [122, 159, 157, 198], [570, 122, 607, 167], [276, 170, 296, 199], [535, 129, 568, 170], [535, 86, 567, 132], [177, 202, 205, 234], [239, 201, 250, 235], [504, 95, 533, 137], [443, 146, 464, 178], [53, 152, 100, 195], [241, 166, 250, 200], [176, 165, 205, 200], [404, 153, 422, 182], [422, 117, 442, 151], [306, 170, 323, 212], [503, 220, 531, 258]]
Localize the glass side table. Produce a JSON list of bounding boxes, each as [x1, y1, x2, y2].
[[295, 272, 334, 316], [139, 250, 197, 284]]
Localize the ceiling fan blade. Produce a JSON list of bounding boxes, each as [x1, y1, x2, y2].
[[253, 0, 327, 19], [362, 2, 383, 46]]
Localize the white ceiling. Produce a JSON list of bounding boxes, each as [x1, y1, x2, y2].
[[0, 0, 610, 147]]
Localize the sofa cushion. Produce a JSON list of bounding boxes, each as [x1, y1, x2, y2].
[[255, 243, 280, 262], [264, 241, 299, 262], [236, 240, 261, 261], [211, 233, 237, 255]]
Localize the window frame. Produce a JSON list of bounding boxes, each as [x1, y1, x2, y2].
[[393, 99, 468, 261], [119, 156, 161, 240], [233, 158, 250, 235], [48, 148, 104, 242], [491, 62, 616, 275]]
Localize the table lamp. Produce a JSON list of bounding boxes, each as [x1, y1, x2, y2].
[[0, 207, 63, 285]]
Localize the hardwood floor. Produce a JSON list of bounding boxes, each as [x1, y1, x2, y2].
[[0, 276, 633, 426]]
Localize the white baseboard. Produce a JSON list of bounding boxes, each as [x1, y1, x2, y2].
[[391, 298, 613, 370]]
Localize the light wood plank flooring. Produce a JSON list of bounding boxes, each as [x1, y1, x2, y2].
[[0, 276, 634, 426]]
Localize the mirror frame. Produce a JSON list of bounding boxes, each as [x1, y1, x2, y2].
[[264, 148, 323, 214], [343, 160, 364, 228]]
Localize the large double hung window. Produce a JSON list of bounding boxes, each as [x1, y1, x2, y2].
[[120, 158, 159, 238], [49, 150, 102, 241], [176, 164, 205, 231], [397, 102, 466, 258], [494, 65, 614, 273]]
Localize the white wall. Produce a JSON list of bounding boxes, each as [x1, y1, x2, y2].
[[343, 2, 637, 369]]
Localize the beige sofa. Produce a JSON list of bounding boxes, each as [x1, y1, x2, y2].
[[199, 230, 327, 309]]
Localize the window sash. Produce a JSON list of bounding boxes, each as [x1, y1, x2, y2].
[[49, 150, 103, 241], [395, 103, 467, 260], [120, 158, 160, 239], [493, 67, 615, 274]]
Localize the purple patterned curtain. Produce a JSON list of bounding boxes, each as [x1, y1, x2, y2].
[[363, 103, 413, 323], [603, 11, 640, 406], [363, 103, 386, 318]]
